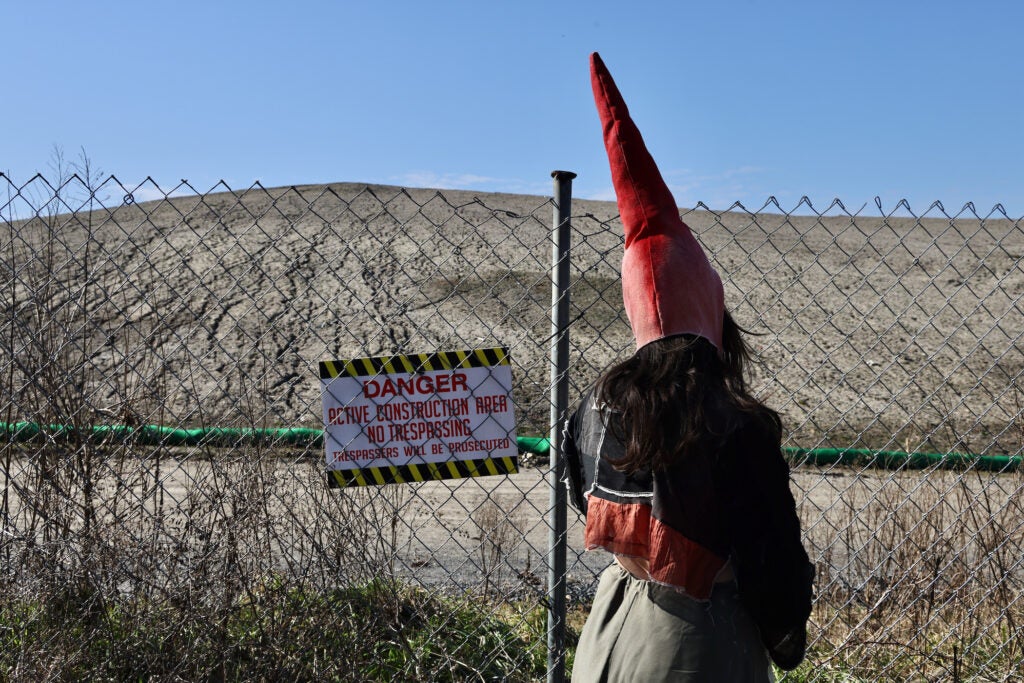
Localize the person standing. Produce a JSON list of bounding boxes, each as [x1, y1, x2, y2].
[[563, 53, 814, 682]]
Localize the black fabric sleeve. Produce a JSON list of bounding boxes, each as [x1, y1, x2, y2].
[[560, 398, 588, 516], [721, 415, 815, 670]]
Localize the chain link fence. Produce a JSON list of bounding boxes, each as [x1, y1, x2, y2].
[[1, 166, 1022, 681]]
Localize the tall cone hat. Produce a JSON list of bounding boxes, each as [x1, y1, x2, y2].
[[590, 52, 724, 350]]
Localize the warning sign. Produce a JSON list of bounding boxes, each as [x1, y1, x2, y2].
[[319, 347, 517, 487]]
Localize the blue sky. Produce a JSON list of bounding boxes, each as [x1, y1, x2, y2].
[[4, 1, 1023, 216]]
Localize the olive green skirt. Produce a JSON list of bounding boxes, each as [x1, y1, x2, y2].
[[571, 563, 774, 683]]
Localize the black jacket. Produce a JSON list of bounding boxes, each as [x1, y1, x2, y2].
[[562, 388, 815, 670]]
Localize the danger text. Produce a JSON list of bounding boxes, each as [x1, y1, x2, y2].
[[363, 373, 469, 398]]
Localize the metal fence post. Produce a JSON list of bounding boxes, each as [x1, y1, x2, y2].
[[547, 170, 575, 683]]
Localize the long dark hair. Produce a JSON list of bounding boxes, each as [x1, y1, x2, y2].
[[595, 310, 781, 473]]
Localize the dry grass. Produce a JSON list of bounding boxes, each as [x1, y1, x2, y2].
[[797, 467, 1024, 681]]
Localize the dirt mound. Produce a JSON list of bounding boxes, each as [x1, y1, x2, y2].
[[7, 182, 1021, 454]]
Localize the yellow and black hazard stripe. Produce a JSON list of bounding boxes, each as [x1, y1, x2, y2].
[[327, 454, 518, 487], [319, 347, 509, 380]]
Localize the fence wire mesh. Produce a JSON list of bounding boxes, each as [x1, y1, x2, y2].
[[1, 169, 1022, 682]]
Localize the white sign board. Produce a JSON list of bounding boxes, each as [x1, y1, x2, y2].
[[319, 347, 517, 486]]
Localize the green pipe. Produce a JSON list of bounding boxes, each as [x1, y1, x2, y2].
[[0, 421, 325, 449], [783, 447, 1021, 473], [516, 436, 551, 457], [1, 422, 1019, 472]]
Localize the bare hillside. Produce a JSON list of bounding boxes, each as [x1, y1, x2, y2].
[[5, 182, 1022, 454]]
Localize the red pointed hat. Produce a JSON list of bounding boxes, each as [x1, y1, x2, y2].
[[590, 52, 724, 350]]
